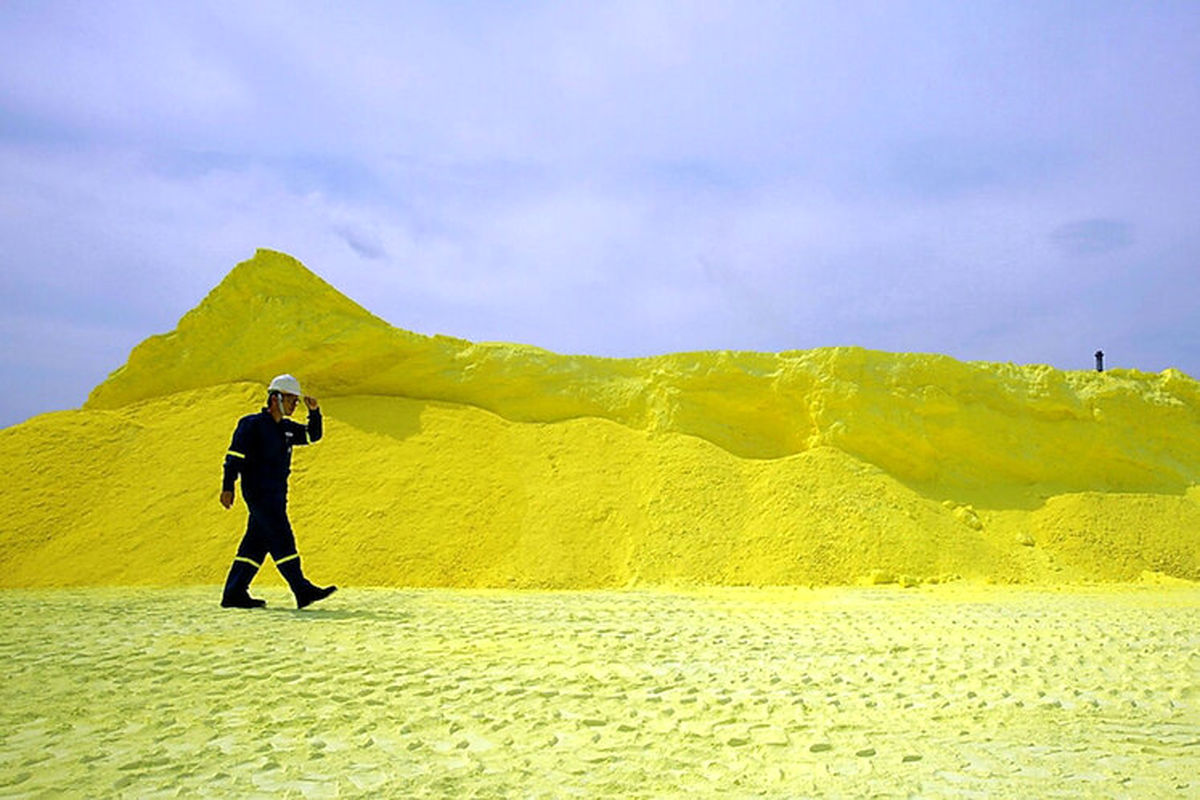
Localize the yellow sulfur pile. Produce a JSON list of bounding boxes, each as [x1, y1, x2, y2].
[[2, 249, 1198, 588]]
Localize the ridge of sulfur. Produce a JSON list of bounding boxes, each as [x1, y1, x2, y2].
[[83, 250, 1200, 493]]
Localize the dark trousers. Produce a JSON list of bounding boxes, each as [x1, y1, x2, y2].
[[236, 494, 300, 566], [226, 494, 316, 597]]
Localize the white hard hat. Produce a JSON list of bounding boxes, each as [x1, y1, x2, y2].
[[268, 374, 303, 396]]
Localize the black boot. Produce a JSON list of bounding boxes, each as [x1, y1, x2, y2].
[[277, 556, 337, 609], [220, 559, 267, 608]]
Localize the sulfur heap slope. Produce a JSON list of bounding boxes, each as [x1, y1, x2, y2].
[[2, 249, 1199, 588]]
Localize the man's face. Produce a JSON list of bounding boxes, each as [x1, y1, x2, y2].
[[279, 393, 300, 417]]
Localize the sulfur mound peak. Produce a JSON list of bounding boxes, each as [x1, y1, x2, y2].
[[3, 249, 1200, 588], [85, 249, 404, 409]]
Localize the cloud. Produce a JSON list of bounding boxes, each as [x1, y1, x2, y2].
[[1049, 219, 1135, 257], [334, 223, 388, 261], [887, 138, 1077, 200]]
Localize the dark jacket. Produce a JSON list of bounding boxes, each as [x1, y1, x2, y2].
[[222, 408, 323, 499]]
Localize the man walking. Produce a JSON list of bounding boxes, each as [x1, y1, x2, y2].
[[219, 374, 337, 609]]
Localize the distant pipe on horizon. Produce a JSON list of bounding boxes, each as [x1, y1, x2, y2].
[[1095, 350, 1105, 372]]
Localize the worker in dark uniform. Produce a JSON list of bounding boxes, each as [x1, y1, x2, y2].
[[219, 374, 337, 609]]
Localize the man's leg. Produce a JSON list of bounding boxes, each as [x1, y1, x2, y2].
[[221, 511, 270, 608], [254, 496, 337, 609]]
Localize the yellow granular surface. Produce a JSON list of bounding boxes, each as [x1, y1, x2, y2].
[[1, 249, 1198, 588], [1, 585, 1197, 797]]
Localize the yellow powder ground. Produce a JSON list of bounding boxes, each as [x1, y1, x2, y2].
[[1, 248, 1198, 588], [2, 585, 1197, 798]]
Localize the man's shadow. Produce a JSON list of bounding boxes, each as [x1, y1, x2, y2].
[[265, 604, 413, 623]]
